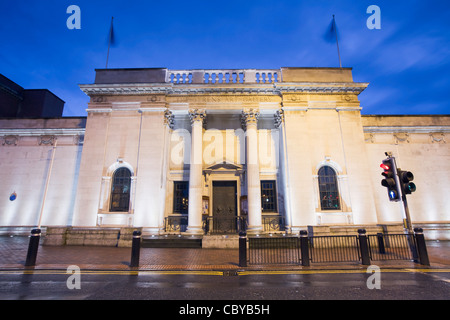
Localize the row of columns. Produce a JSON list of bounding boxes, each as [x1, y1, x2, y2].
[[180, 108, 269, 235]]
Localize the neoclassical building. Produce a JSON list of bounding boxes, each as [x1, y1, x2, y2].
[[1, 67, 449, 242]]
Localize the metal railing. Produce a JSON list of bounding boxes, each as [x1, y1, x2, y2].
[[248, 235, 361, 265], [246, 229, 428, 266], [204, 216, 247, 234], [262, 215, 286, 232], [249, 236, 300, 265], [368, 233, 418, 261], [164, 216, 247, 234], [164, 216, 188, 233], [308, 235, 360, 263]]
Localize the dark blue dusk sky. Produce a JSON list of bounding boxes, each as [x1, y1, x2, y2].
[[1, 1, 449, 116]]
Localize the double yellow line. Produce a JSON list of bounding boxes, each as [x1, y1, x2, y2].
[[0, 270, 223, 276], [0, 268, 449, 276], [237, 268, 450, 276]]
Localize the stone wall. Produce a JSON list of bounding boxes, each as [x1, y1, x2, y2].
[[43, 226, 142, 247]]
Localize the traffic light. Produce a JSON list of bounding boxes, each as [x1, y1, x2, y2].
[[398, 170, 416, 195], [380, 158, 401, 201]]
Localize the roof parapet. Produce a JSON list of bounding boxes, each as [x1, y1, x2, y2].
[[93, 67, 354, 85]]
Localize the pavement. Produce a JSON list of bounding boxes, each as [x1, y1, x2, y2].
[[0, 236, 449, 272]]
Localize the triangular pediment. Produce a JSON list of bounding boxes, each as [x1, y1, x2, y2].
[[204, 161, 243, 172]]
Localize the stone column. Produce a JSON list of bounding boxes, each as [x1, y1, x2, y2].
[[186, 109, 206, 235], [274, 109, 292, 232], [242, 108, 262, 234], [158, 109, 174, 232]]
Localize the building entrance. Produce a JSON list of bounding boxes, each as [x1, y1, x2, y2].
[[212, 181, 238, 233]]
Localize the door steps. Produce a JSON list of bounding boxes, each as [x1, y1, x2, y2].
[[141, 235, 202, 248]]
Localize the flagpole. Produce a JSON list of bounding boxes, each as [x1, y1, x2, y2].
[[106, 17, 114, 69], [333, 15, 342, 68]]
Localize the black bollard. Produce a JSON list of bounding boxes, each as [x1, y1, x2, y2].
[[414, 228, 430, 266], [376, 233, 386, 254], [130, 230, 141, 268], [238, 231, 247, 267], [299, 230, 310, 266], [358, 229, 371, 266], [25, 228, 41, 267]]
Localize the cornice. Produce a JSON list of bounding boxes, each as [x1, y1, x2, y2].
[[79, 82, 369, 96], [0, 128, 85, 136], [363, 126, 450, 133]]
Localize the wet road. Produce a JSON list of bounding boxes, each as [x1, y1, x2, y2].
[[0, 269, 449, 301]]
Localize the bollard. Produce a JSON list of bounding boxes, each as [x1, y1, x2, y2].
[[130, 230, 141, 268], [358, 229, 371, 265], [376, 233, 386, 254], [299, 230, 310, 267], [238, 231, 247, 267], [414, 228, 430, 266], [25, 228, 41, 267]]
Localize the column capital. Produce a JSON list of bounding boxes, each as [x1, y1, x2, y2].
[[241, 108, 259, 130], [274, 109, 284, 128], [164, 109, 174, 129], [188, 108, 206, 124]]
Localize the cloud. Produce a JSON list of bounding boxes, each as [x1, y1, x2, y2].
[[372, 35, 450, 73]]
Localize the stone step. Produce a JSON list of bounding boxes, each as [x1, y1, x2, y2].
[[141, 236, 202, 248]]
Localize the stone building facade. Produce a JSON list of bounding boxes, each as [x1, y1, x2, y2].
[[0, 67, 448, 241]]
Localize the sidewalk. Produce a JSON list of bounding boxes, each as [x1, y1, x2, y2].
[[0, 236, 449, 271]]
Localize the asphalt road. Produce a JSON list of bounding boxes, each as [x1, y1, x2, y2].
[[0, 269, 449, 302]]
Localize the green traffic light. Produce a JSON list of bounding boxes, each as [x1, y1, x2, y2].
[[407, 182, 416, 193]]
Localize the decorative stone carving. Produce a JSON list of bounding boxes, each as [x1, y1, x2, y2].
[[2, 135, 19, 146], [241, 108, 259, 130], [92, 96, 106, 103], [364, 132, 374, 143], [430, 133, 446, 144], [39, 135, 56, 145], [188, 109, 206, 124], [164, 109, 174, 129], [274, 109, 284, 128], [393, 133, 409, 144]]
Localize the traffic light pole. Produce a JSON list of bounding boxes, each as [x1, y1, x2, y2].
[[390, 155, 417, 261], [400, 190, 419, 262], [383, 152, 418, 262], [386, 154, 413, 234], [400, 186, 413, 234]]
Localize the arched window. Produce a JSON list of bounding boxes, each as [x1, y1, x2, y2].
[[110, 167, 131, 212], [318, 166, 341, 210]]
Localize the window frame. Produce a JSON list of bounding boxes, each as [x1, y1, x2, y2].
[[109, 167, 132, 212], [318, 166, 341, 211], [260, 180, 278, 213], [173, 181, 189, 214]]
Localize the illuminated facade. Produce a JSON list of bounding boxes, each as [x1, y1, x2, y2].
[[1, 67, 449, 241]]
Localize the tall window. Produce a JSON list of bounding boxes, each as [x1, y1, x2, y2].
[[318, 166, 341, 210], [110, 167, 132, 212], [261, 180, 277, 212], [173, 181, 189, 214]]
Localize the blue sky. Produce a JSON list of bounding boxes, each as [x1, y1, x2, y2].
[[1, 0, 449, 116]]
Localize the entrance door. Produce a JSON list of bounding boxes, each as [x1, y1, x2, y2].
[[212, 181, 237, 233]]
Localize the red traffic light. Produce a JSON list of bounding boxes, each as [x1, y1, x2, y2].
[[380, 163, 390, 171]]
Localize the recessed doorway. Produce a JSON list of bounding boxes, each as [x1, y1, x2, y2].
[[212, 181, 238, 233]]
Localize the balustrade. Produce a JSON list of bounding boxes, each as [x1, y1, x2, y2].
[[166, 69, 279, 84]]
